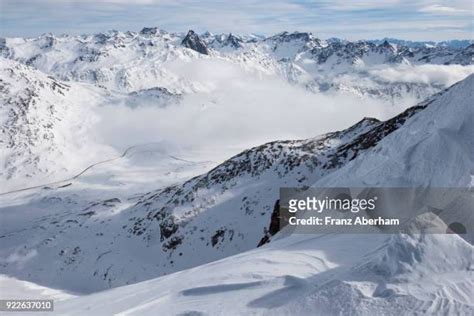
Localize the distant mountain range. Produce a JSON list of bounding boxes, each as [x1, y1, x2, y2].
[[1, 29, 472, 100], [366, 38, 472, 49]]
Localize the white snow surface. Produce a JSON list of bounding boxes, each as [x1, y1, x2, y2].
[[0, 275, 75, 302], [38, 73, 474, 316], [0, 72, 472, 314], [0, 28, 473, 315], [44, 232, 474, 315]]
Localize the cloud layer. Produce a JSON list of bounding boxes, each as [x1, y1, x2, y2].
[[91, 59, 473, 158], [369, 64, 474, 86]]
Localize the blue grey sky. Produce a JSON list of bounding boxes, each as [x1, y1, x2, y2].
[[0, 0, 472, 40]]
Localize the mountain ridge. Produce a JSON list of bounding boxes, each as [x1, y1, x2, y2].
[[1, 28, 472, 100], [1, 74, 471, 293]]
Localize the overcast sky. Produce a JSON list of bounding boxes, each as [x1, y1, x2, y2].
[[0, 0, 472, 40]]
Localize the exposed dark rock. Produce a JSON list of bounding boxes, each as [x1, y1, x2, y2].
[[223, 33, 243, 48], [103, 198, 121, 206], [258, 200, 286, 247], [181, 30, 209, 55], [159, 216, 179, 241], [211, 229, 226, 247], [269, 31, 311, 43], [163, 236, 183, 251], [78, 210, 96, 217], [140, 27, 159, 36], [324, 105, 427, 169]]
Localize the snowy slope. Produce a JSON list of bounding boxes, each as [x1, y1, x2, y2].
[[312, 73, 474, 188], [1, 75, 472, 299], [0, 275, 74, 301], [0, 57, 116, 189], [0, 116, 379, 293], [39, 69, 474, 316], [47, 232, 473, 315]]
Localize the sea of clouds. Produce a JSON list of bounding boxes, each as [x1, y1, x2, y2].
[[92, 59, 474, 160]]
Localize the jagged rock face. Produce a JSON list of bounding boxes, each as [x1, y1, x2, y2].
[[257, 200, 281, 247], [222, 33, 243, 48], [181, 30, 209, 55], [140, 27, 160, 36], [268, 31, 312, 43], [203, 33, 244, 50], [307, 38, 473, 68], [310, 40, 401, 66]]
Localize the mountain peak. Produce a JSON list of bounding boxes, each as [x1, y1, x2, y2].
[[140, 27, 161, 36], [381, 40, 391, 47], [181, 30, 209, 55], [223, 33, 243, 48], [269, 31, 312, 43]]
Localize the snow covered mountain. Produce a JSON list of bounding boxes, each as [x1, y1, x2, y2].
[[368, 38, 472, 49], [0, 58, 117, 188], [0, 57, 191, 190], [1, 73, 472, 305], [1, 29, 473, 101], [0, 26, 473, 314]]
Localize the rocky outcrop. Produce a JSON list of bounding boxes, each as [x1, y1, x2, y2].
[[181, 30, 209, 55]]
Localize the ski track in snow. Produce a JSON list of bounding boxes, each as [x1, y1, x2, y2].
[[0, 142, 212, 196]]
